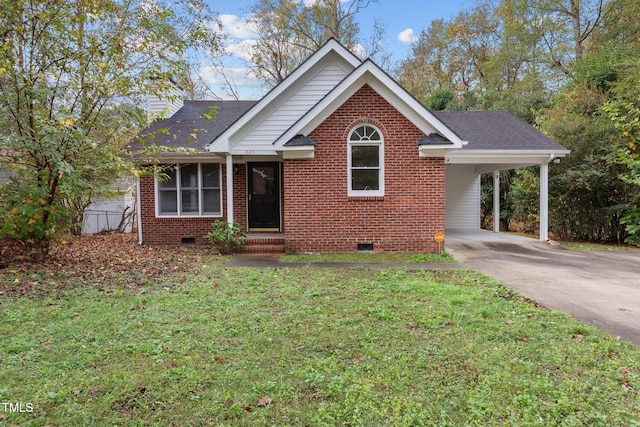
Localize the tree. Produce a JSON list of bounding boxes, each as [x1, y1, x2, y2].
[[0, 0, 223, 258], [534, 0, 609, 61], [603, 55, 640, 244], [397, 0, 552, 104], [539, 50, 637, 243], [248, 0, 380, 87]]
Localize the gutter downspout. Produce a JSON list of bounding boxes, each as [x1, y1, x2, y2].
[[539, 154, 555, 242]]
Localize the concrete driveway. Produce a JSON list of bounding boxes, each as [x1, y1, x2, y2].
[[446, 230, 640, 346]]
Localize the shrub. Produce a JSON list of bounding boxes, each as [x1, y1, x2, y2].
[[204, 221, 247, 254]]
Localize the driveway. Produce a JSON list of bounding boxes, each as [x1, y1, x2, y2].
[[446, 230, 640, 346]]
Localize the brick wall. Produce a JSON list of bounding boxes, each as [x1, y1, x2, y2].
[[139, 163, 248, 245], [283, 84, 445, 253]]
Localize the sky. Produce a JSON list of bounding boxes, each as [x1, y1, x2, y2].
[[204, 0, 471, 99]]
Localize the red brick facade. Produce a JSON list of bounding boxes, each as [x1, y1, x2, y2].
[[139, 164, 248, 245], [139, 85, 445, 252], [282, 85, 445, 253]]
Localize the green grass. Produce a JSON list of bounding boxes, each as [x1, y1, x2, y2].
[[1, 260, 640, 425], [281, 252, 456, 263], [559, 240, 639, 251]]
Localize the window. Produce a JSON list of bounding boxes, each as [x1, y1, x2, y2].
[[157, 163, 221, 216], [348, 124, 384, 196]]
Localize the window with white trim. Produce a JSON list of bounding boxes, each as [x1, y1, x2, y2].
[[157, 163, 221, 216], [348, 124, 384, 196]]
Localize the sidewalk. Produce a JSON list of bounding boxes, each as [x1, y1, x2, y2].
[[224, 255, 462, 270]]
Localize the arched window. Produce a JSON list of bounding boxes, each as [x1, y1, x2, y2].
[[348, 124, 384, 196]]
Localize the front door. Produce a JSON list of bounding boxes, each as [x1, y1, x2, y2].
[[247, 162, 280, 231]]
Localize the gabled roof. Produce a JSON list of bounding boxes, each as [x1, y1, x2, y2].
[[130, 100, 257, 153], [434, 111, 567, 152], [207, 39, 361, 154], [273, 59, 466, 152]]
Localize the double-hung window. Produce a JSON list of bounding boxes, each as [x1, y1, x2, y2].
[[157, 163, 221, 216], [348, 124, 384, 196]]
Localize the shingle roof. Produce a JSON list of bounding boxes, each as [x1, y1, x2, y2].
[[130, 102, 566, 154], [285, 134, 317, 146], [129, 100, 258, 152], [417, 133, 453, 146], [433, 110, 566, 151]]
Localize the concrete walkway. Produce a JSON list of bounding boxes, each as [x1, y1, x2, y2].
[[225, 255, 461, 270], [446, 230, 640, 346]]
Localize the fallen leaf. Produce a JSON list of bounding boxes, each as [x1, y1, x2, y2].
[[223, 398, 234, 407], [44, 337, 52, 346], [90, 386, 100, 395], [214, 356, 224, 362], [256, 396, 273, 407]]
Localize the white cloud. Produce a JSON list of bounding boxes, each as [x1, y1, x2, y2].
[[220, 14, 257, 40], [351, 43, 367, 59], [225, 39, 257, 62], [200, 66, 258, 88], [398, 28, 418, 44], [199, 65, 266, 99]]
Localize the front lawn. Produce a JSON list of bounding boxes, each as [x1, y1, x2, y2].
[[1, 235, 639, 425]]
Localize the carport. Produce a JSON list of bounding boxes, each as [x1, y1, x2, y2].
[[435, 111, 570, 241]]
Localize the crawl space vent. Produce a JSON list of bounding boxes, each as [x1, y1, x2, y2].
[[181, 237, 196, 245], [357, 243, 374, 252]]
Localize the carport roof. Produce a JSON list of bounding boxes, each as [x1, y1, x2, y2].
[[433, 110, 565, 151]]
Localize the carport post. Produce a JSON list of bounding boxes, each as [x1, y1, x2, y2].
[[493, 170, 500, 233], [540, 159, 550, 241]]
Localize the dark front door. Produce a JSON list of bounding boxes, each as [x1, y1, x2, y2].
[[248, 162, 280, 231]]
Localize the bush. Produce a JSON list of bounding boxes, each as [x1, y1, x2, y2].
[[204, 221, 247, 254]]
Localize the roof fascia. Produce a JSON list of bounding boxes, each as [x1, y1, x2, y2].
[[446, 149, 570, 167], [207, 39, 361, 154], [275, 60, 466, 150]]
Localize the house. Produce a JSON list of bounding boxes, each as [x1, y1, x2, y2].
[[81, 179, 136, 234], [130, 39, 569, 254]]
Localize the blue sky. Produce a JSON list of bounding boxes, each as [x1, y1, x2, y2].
[[204, 0, 470, 99]]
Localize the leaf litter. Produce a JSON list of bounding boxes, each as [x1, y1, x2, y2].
[[0, 233, 205, 298]]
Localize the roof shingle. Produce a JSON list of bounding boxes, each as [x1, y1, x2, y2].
[[130, 100, 257, 152], [433, 110, 565, 151]]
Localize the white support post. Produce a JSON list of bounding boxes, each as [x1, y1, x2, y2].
[[226, 154, 234, 225], [493, 170, 500, 233], [540, 161, 549, 241]]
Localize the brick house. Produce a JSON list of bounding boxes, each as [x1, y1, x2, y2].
[[131, 39, 568, 254]]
